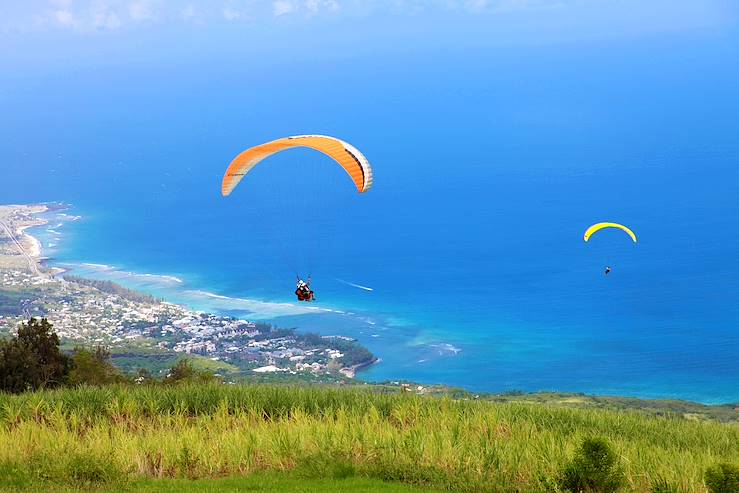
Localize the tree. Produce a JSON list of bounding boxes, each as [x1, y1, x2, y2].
[[0, 318, 70, 393], [66, 345, 125, 386], [164, 359, 219, 384]]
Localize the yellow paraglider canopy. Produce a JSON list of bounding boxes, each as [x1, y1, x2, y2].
[[583, 222, 637, 243], [222, 135, 373, 196]]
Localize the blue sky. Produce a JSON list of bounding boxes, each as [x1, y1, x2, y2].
[[2, 0, 734, 32], [2, 1, 737, 71], [2, 1, 737, 185]]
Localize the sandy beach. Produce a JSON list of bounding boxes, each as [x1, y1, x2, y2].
[[0, 204, 48, 272], [19, 225, 44, 258]]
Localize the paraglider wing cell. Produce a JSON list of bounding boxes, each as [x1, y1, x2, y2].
[[221, 135, 373, 196], [583, 222, 637, 243]]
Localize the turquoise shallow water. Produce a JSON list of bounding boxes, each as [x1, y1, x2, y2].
[[5, 35, 739, 404]]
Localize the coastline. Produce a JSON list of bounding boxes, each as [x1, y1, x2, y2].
[[2, 203, 736, 406], [1, 203, 381, 380], [0, 204, 49, 274], [19, 223, 44, 259], [339, 357, 381, 379]]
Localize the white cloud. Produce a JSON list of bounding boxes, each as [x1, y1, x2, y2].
[[273, 0, 296, 16], [181, 3, 201, 21], [49, 0, 74, 8], [222, 8, 241, 20], [129, 1, 156, 22], [3, 0, 734, 36], [221, 0, 253, 21], [34, 0, 140, 32], [464, 0, 489, 13], [93, 11, 122, 29], [53, 9, 78, 28], [90, 3, 123, 30], [306, 0, 339, 15]]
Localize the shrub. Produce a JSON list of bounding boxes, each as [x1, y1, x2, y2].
[[164, 359, 219, 384], [560, 437, 624, 493], [66, 345, 126, 386], [705, 463, 739, 493]]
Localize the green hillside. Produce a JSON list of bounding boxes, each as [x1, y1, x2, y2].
[[0, 384, 737, 492]]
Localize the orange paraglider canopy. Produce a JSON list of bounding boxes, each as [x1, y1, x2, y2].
[[222, 135, 373, 196]]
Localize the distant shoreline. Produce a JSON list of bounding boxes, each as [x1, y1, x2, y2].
[[1, 202, 380, 378], [0, 204, 50, 274], [3, 203, 736, 407]]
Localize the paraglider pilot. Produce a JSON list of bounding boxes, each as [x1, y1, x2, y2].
[[605, 266, 612, 275], [295, 277, 315, 301]]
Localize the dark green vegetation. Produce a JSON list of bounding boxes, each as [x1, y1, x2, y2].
[[0, 318, 218, 393], [300, 332, 375, 368], [0, 288, 31, 316], [559, 438, 624, 493], [484, 392, 739, 424], [65, 346, 128, 387], [62, 275, 161, 304], [0, 471, 443, 493], [163, 358, 221, 384], [0, 285, 48, 321], [107, 346, 240, 377], [0, 318, 69, 392], [0, 384, 736, 492], [704, 463, 739, 493]]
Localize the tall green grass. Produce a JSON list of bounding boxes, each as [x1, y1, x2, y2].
[[0, 384, 736, 492]]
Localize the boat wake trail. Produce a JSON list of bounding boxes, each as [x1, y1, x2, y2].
[[335, 278, 374, 291]]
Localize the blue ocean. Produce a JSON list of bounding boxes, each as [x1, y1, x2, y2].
[[2, 20, 738, 403]]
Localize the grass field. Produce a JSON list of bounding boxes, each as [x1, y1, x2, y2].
[[0, 384, 736, 492], [0, 472, 443, 493]]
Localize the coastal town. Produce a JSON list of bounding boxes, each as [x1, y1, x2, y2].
[[0, 204, 375, 380]]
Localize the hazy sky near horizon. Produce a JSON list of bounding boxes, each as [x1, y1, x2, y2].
[[2, 1, 737, 72]]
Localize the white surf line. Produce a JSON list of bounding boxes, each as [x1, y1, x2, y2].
[[335, 278, 374, 291]]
